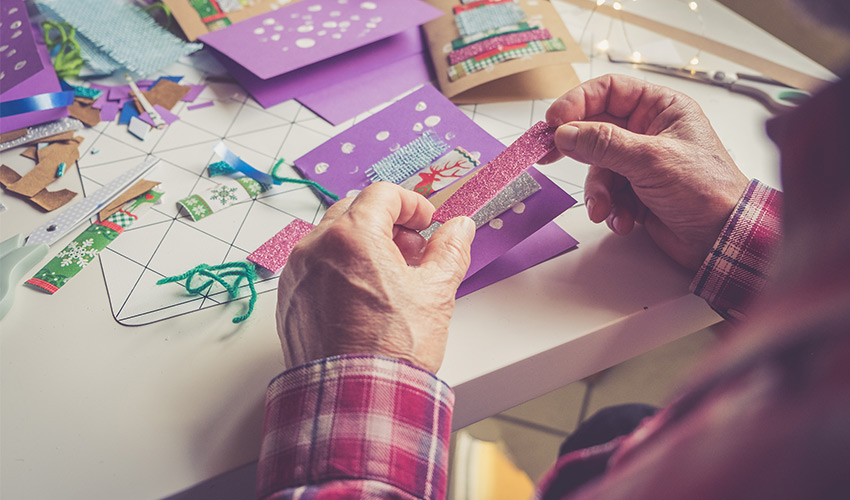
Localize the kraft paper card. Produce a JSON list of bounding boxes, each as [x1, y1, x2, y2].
[[422, 0, 586, 103]]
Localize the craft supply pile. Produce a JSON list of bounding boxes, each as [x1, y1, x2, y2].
[[0, 0, 586, 325]]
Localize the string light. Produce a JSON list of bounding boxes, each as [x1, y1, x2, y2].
[[579, 0, 705, 68]]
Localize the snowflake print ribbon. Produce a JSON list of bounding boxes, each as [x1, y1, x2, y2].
[[26, 187, 165, 294], [178, 176, 266, 222]]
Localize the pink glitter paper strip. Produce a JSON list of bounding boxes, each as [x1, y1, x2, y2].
[[448, 29, 553, 65], [432, 121, 556, 223], [247, 219, 316, 273]]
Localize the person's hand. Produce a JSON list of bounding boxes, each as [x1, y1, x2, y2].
[[275, 182, 476, 374], [542, 74, 749, 270]]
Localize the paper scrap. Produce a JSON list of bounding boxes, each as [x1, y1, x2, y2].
[[135, 79, 191, 113], [0, 164, 77, 211], [398, 146, 480, 197], [4, 137, 83, 198], [118, 100, 139, 124], [138, 104, 179, 127], [99, 101, 121, 122], [127, 115, 150, 140], [181, 84, 206, 102], [247, 219, 316, 274], [68, 98, 102, 127], [186, 100, 214, 111], [98, 179, 161, 221]]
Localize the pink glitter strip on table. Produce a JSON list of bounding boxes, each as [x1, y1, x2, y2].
[[431, 121, 556, 223], [248, 219, 316, 273], [448, 29, 553, 65]]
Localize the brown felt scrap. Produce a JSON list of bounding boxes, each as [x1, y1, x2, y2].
[[5, 137, 83, 198], [135, 79, 191, 113], [0, 165, 77, 211], [21, 146, 38, 161], [98, 179, 160, 221], [69, 98, 102, 127]]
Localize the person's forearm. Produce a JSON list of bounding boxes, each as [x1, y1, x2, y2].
[[690, 179, 783, 322], [256, 355, 454, 500]]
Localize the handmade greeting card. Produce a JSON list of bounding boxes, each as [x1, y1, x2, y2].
[[293, 84, 578, 285], [421, 0, 587, 103]]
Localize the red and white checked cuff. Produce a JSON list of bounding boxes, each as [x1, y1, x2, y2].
[[257, 355, 454, 500], [691, 179, 783, 321]]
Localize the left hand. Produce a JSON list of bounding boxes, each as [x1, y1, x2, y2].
[[275, 182, 476, 374]]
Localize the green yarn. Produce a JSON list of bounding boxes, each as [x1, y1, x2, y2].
[[270, 158, 340, 202], [42, 21, 84, 80], [156, 261, 258, 324]]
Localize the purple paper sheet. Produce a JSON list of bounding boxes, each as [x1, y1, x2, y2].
[[295, 84, 504, 203], [0, 0, 43, 92], [0, 25, 67, 133], [199, 0, 442, 80], [457, 221, 579, 298], [99, 101, 120, 121], [186, 100, 214, 111], [181, 84, 206, 102], [297, 52, 432, 125], [215, 27, 424, 109], [464, 168, 576, 278]]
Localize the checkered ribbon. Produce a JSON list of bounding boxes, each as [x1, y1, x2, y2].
[[454, 3, 526, 37], [365, 131, 450, 185], [448, 38, 567, 81]]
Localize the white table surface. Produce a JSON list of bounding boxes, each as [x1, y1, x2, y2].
[[0, 1, 833, 499]]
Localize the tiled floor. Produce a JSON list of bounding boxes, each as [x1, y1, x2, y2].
[[448, 324, 722, 497]]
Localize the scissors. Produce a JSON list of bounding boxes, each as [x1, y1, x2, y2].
[[609, 57, 810, 114], [0, 156, 160, 320]]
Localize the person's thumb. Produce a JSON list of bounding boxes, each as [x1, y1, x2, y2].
[[420, 216, 475, 287], [554, 121, 653, 178]]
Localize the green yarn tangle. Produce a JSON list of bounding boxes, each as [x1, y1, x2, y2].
[[270, 158, 340, 202], [156, 261, 258, 324], [42, 21, 84, 80]]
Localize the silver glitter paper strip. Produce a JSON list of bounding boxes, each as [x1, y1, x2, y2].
[[470, 172, 540, 228], [419, 172, 540, 240]]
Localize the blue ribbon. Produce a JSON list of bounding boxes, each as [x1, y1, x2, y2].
[[213, 141, 276, 188], [0, 90, 75, 118]]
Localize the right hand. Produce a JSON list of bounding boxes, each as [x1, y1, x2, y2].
[[542, 74, 749, 270]]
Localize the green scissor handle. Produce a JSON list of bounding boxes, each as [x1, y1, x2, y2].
[[0, 234, 49, 321]]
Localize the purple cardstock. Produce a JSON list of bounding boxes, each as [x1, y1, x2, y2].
[[457, 221, 579, 298], [214, 27, 423, 109], [199, 0, 442, 80], [0, 0, 43, 93], [181, 84, 205, 102], [295, 84, 504, 203], [297, 52, 432, 125], [0, 25, 67, 134], [99, 101, 121, 122]]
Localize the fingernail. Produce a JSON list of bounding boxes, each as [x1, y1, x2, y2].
[[555, 124, 578, 152], [586, 197, 596, 220], [459, 216, 475, 236]]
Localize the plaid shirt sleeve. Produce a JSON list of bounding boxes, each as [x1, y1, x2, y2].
[[256, 355, 454, 500], [690, 179, 783, 322]]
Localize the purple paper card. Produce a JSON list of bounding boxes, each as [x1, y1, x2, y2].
[[464, 168, 576, 278], [0, 25, 67, 133], [99, 101, 121, 122], [0, 0, 43, 93], [297, 52, 432, 125], [199, 0, 441, 80], [457, 221, 579, 298], [139, 104, 180, 126], [91, 93, 108, 109], [181, 84, 206, 103], [215, 27, 423, 109], [295, 84, 504, 203]]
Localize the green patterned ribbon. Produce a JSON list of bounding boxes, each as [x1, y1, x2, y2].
[[26, 188, 164, 294], [448, 38, 566, 81], [178, 176, 265, 222]]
